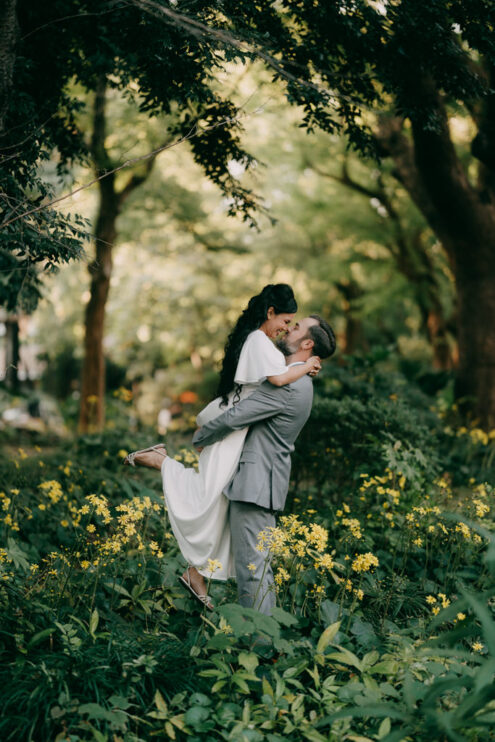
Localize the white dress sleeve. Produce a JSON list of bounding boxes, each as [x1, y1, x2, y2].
[[234, 330, 287, 385]]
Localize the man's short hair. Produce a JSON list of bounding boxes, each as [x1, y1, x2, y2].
[[307, 314, 336, 359]]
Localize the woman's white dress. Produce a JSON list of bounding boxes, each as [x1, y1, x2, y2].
[[161, 330, 287, 580]]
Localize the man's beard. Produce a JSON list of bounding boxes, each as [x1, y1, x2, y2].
[[276, 336, 298, 356]]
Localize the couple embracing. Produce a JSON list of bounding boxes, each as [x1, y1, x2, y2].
[[124, 284, 336, 614]]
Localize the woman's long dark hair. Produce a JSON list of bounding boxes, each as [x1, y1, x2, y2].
[[217, 284, 297, 405]]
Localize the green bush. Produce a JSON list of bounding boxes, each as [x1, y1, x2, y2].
[[1, 361, 495, 741]]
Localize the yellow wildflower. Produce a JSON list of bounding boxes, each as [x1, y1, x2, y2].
[[473, 499, 490, 518], [275, 567, 290, 585], [206, 558, 222, 574], [342, 517, 362, 540], [351, 553, 379, 573], [455, 522, 471, 540], [307, 523, 328, 551], [315, 553, 334, 571]]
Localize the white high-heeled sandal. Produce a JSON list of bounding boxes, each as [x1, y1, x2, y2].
[[179, 568, 214, 611], [123, 444, 167, 467]]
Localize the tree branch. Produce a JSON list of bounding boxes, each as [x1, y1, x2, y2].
[[117, 137, 171, 207]]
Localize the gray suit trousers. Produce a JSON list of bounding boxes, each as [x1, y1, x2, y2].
[[229, 500, 276, 616]]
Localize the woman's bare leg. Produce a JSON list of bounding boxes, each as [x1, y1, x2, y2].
[[124, 447, 166, 470], [183, 566, 208, 596]]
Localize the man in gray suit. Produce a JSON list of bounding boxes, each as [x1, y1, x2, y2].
[[193, 315, 336, 614]]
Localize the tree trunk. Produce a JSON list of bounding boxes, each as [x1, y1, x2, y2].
[[426, 308, 452, 370], [79, 213, 117, 432], [376, 102, 495, 424], [311, 156, 455, 368], [456, 269, 495, 427], [0, 0, 17, 136], [79, 77, 118, 433], [408, 85, 495, 424], [4, 314, 19, 391], [336, 280, 367, 354], [78, 76, 162, 432]]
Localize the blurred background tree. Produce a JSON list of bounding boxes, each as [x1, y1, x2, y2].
[[131, 0, 494, 423], [3, 0, 493, 429], [28, 64, 456, 430], [1, 0, 265, 429]]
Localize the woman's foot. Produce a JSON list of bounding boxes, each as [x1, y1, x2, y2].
[[180, 567, 213, 610], [123, 445, 167, 470]]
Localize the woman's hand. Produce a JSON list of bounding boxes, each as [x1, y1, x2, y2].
[[193, 427, 204, 452], [306, 355, 321, 377]]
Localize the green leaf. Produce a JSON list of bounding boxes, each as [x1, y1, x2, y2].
[[301, 726, 329, 742], [26, 627, 56, 650], [232, 675, 250, 693], [317, 704, 407, 728], [238, 652, 259, 674], [89, 608, 99, 636], [370, 661, 400, 676], [6, 537, 30, 571], [361, 650, 380, 670], [271, 606, 299, 627], [104, 582, 131, 598], [283, 662, 307, 678], [154, 689, 168, 714], [474, 658, 495, 693], [378, 717, 391, 738], [262, 677, 274, 698], [462, 589, 495, 655], [381, 728, 414, 742], [109, 695, 131, 710], [326, 647, 362, 671], [189, 693, 211, 707], [184, 706, 210, 730], [85, 725, 107, 742], [211, 680, 227, 693], [316, 621, 341, 654], [206, 633, 234, 650]]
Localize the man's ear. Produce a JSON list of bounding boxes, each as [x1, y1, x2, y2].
[[300, 337, 314, 351]]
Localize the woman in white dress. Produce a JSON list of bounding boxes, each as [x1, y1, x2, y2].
[[124, 284, 321, 608]]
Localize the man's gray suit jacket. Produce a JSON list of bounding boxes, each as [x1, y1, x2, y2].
[[192, 375, 313, 511]]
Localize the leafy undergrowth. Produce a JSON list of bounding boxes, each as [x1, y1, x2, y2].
[[1, 414, 495, 741]]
